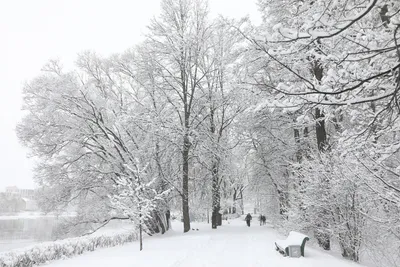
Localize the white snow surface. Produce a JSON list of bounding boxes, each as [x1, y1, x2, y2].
[[46, 218, 364, 267]]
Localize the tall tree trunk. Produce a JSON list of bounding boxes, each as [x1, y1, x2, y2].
[[211, 160, 220, 229], [182, 134, 191, 233], [139, 213, 143, 251], [153, 142, 170, 235], [312, 55, 331, 250], [166, 210, 170, 230], [315, 107, 331, 250], [316, 108, 327, 151]]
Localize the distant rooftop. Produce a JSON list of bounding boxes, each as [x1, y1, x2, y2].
[[4, 186, 36, 198]]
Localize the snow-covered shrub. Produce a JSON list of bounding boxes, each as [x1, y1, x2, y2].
[[0, 231, 137, 267]]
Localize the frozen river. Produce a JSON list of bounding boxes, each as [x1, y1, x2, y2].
[[0, 214, 133, 253], [0, 213, 66, 252]]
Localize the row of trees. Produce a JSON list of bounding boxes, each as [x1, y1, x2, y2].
[[18, 0, 250, 250], [241, 0, 400, 265], [18, 0, 400, 264]]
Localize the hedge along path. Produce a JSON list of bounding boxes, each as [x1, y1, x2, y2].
[[0, 231, 138, 267]]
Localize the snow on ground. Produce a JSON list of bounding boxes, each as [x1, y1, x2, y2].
[[46, 217, 365, 267], [89, 220, 135, 237]]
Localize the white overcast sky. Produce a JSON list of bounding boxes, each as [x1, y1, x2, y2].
[[0, 0, 260, 191]]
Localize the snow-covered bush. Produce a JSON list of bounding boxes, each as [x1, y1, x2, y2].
[[0, 231, 137, 267]]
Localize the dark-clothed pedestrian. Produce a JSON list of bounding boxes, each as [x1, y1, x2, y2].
[[261, 215, 266, 225], [245, 213, 252, 227]]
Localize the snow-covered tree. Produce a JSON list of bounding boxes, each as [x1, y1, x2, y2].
[[241, 0, 400, 260], [144, 0, 211, 232], [197, 17, 247, 228], [17, 55, 171, 250]]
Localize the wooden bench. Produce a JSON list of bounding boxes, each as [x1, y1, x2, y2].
[[275, 231, 309, 257]]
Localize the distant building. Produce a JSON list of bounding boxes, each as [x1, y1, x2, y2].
[[5, 186, 36, 199], [0, 186, 38, 212], [22, 198, 38, 211]]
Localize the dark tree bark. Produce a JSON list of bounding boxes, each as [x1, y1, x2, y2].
[[314, 109, 331, 251], [303, 127, 309, 137], [211, 160, 221, 229], [217, 213, 222, 226], [166, 210, 170, 230], [313, 58, 331, 250], [315, 108, 327, 151], [182, 134, 191, 233], [379, 5, 390, 27], [145, 210, 169, 235], [139, 213, 143, 251]]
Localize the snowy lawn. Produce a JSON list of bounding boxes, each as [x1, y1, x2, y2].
[[46, 218, 364, 267]]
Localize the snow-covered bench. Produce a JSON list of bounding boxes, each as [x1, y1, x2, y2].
[[275, 231, 309, 257]]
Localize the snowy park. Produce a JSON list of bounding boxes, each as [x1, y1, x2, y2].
[[43, 218, 362, 267], [2, 0, 400, 267]]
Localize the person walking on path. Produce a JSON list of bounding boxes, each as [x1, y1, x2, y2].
[[259, 215, 266, 225], [245, 213, 252, 227]]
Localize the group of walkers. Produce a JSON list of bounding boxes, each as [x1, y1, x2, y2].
[[244, 213, 266, 227]]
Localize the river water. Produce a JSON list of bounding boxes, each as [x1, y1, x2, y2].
[[0, 214, 134, 253], [0, 214, 66, 252]]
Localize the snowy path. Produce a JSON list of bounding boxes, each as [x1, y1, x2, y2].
[[47, 218, 363, 267]]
